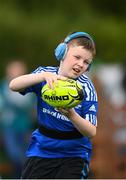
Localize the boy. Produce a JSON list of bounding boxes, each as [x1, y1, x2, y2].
[[9, 31, 98, 179]]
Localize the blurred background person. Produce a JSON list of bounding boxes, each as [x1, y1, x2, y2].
[[122, 63, 126, 99], [0, 60, 36, 178], [90, 63, 126, 178]]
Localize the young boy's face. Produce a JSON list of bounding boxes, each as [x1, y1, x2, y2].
[[59, 45, 93, 79]]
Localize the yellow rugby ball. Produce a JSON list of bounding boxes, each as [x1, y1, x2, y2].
[[41, 79, 84, 108]]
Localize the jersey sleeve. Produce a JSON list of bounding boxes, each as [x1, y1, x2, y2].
[[80, 77, 98, 127]]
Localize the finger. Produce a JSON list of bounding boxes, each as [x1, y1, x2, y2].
[[46, 79, 54, 89], [53, 78, 58, 86], [59, 108, 69, 114]]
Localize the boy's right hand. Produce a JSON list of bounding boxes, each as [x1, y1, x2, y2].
[[42, 72, 67, 89]]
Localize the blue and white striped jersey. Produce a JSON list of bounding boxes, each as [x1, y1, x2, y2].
[[21, 66, 98, 162]]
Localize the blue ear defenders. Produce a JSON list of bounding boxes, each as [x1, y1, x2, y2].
[[55, 31, 94, 61], [54, 31, 94, 71], [87, 63, 92, 71]]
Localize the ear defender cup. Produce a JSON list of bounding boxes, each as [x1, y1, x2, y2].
[[54, 43, 68, 61], [87, 63, 92, 71], [55, 31, 94, 61]]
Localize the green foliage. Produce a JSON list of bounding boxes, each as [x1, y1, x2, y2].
[[0, 0, 126, 77]]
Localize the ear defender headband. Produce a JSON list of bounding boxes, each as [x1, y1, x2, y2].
[[54, 31, 94, 62]]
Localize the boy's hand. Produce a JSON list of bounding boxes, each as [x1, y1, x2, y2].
[[57, 108, 75, 119], [43, 72, 67, 89]]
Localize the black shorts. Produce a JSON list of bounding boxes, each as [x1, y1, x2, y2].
[[21, 156, 89, 179]]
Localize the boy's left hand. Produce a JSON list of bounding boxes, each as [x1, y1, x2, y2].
[[57, 108, 75, 118]]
